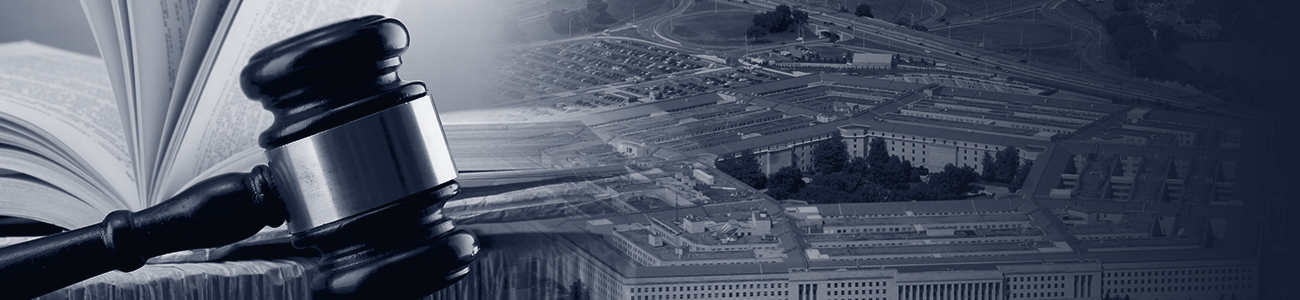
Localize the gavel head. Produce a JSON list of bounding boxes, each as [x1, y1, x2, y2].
[[239, 15, 476, 300]]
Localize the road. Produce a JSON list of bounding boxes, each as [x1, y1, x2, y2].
[[497, 0, 1231, 116], [738, 0, 1221, 111]]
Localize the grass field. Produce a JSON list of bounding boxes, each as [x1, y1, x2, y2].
[[499, 0, 670, 44], [933, 0, 1054, 23], [1004, 47, 1082, 70], [684, 0, 752, 14], [510, 15, 567, 43], [946, 21, 1070, 49], [669, 11, 818, 46], [606, 0, 671, 24], [789, 0, 937, 25], [856, 0, 938, 25], [669, 12, 752, 45]]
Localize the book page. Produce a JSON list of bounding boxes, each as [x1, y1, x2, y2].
[[79, 0, 134, 164], [0, 41, 137, 210], [0, 147, 119, 215], [0, 175, 106, 231], [156, 0, 401, 203], [172, 147, 264, 197], [0, 117, 88, 178], [80, 1, 141, 203], [109, 1, 139, 195], [123, 0, 201, 203], [157, 0, 232, 188], [0, 122, 124, 216]]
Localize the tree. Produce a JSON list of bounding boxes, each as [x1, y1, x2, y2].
[[717, 151, 766, 189], [937, 164, 981, 196], [811, 132, 849, 174], [1113, 0, 1132, 11], [1010, 160, 1033, 192], [546, 0, 617, 35], [568, 280, 589, 300], [746, 25, 768, 40], [981, 152, 997, 181], [871, 155, 914, 190], [911, 164, 981, 200], [845, 156, 870, 176], [796, 152, 895, 203], [791, 8, 809, 26], [1153, 23, 1184, 52], [854, 4, 874, 18], [822, 31, 841, 43], [796, 172, 889, 203], [866, 137, 889, 170], [993, 146, 1020, 183], [765, 166, 806, 200], [584, 0, 616, 25], [751, 5, 809, 33], [548, 10, 575, 35]]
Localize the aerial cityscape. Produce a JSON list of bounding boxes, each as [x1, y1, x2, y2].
[[415, 0, 1294, 299], [5, 0, 1291, 299]]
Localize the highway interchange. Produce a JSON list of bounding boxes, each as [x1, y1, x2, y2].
[[500, 0, 1234, 116]]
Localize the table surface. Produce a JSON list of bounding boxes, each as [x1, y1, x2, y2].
[[34, 258, 317, 300]]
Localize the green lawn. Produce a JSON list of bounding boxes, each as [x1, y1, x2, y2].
[[606, 0, 670, 24], [669, 11, 818, 46], [684, 0, 752, 15], [934, 0, 1055, 23], [511, 14, 568, 42], [669, 11, 753, 44], [1004, 47, 1082, 70], [945, 21, 1070, 49], [856, 0, 938, 25]]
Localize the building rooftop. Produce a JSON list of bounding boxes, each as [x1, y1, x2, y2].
[[728, 73, 925, 96], [938, 86, 1127, 115], [797, 199, 1028, 217], [477, 72, 1271, 279], [617, 229, 762, 261], [849, 117, 1053, 151], [1025, 142, 1261, 205], [820, 213, 1031, 227], [881, 113, 1051, 138], [446, 121, 621, 172], [852, 52, 894, 64], [580, 93, 725, 127], [804, 227, 1044, 243], [813, 241, 1048, 257]]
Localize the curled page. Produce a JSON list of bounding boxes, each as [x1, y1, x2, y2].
[[156, 0, 401, 204], [0, 175, 104, 231], [123, 0, 202, 201], [0, 41, 136, 209]]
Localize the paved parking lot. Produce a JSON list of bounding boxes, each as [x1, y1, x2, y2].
[[489, 39, 709, 102]]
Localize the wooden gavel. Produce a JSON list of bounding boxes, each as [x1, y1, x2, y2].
[[0, 15, 477, 300]]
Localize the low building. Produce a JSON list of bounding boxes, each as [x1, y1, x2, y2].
[[852, 52, 895, 69]]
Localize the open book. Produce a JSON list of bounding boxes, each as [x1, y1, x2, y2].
[[0, 0, 401, 231]]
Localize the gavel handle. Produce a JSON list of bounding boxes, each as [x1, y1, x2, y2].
[[0, 165, 287, 299]]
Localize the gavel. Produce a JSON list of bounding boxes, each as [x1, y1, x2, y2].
[[0, 16, 477, 299]]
